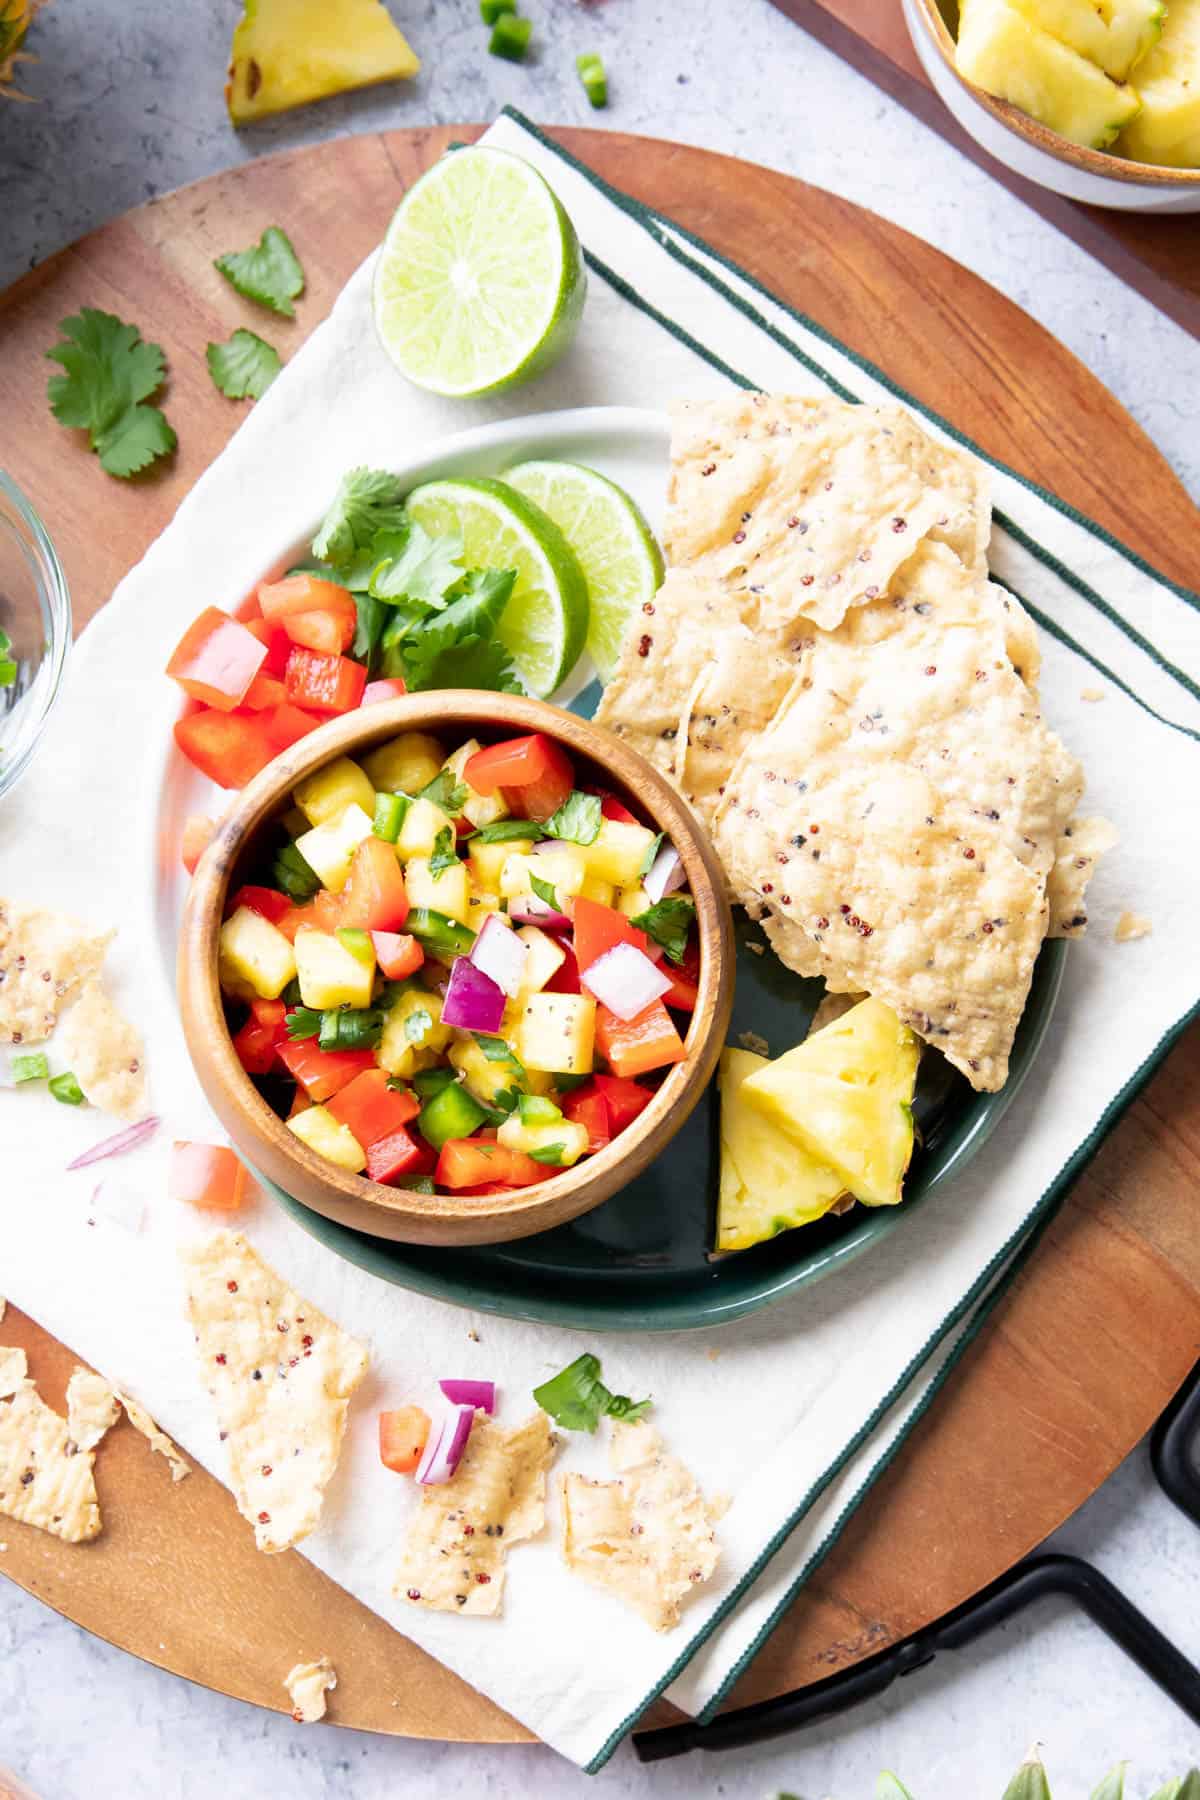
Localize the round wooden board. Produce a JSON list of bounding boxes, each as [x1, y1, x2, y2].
[[1, 125, 1197, 1745]]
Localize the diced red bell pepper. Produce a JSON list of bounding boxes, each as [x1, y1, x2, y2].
[[661, 933, 700, 1012], [339, 835, 409, 932], [169, 1141, 249, 1212], [595, 1000, 687, 1079], [327, 1068, 419, 1148], [284, 645, 367, 715], [226, 884, 291, 925], [166, 607, 267, 711], [362, 678, 409, 706], [277, 1037, 377, 1103], [435, 1139, 546, 1190], [592, 1073, 655, 1132], [262, 701, 325, 752], [243, 616, 292, 677], [281, 607, 356, 656], [240, 672, 289, 711], [544, 939, 581, 994], [367, 1126, 430, 1184], [182, 813, 216, 875], [371, 930, 425, 980], [379, 1405, 430, 1474], [561, 1084, 612, 1153], [309, 888, 347, 933], [572, 896, 650, 972], [463, 734, 574, 822], [232, 998, 288, 1075], [454, 1182, 513, 1196], [259, 572, 354, 624], [587, 788, 639, 826], [174, 708, 278, 790], [275, 901, 314, 943]]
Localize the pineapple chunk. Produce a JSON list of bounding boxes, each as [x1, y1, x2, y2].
[[292, 757, 376, 827], [288, 1105, 366, 1173], [742, 999, 919, 1208], [500, 847, 588, 903], [469, 838, 534, 892], [516, 993, 596, 1075], [295, 802, 374, 893], [1119, 0, 1200, 164], [514, 925, 566, 995], [578, 873, 617, 906], [449, 1034, 526, 1107], [497, 1114, 589, 1168], [467, 889, 504, 922], [362, 732, 445, 796], [616, 884, 652, 919], [396, 796, 455, 861], [957, 0, 1140, 145], [294, 925, 375, 1010], [226, 0, 419, 126], [219, 905, 297, 1000], [378, 988, 453, 1078], [405, 856, 471, 925], [1010, 0, 1163, 79], [581, 819, 658, 889], [716, 1049, 846, 1253], [443, 740, 509, 830]]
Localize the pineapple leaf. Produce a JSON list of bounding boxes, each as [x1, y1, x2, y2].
[[206, 328, 281, 401], [1001, 1750, 1052, 1800], [214, 225, 305, 318], [1091, 1767, 1126, 1800], [46, 309, 176, 478]]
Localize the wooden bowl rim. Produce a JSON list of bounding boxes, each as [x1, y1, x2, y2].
[[912, 0, 1200, 189], [178, 692, 735, 1246]]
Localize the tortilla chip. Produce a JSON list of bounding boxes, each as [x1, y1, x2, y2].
[[0, 1347, 103, 1542], [65, 1369, 121, 1453], [180, 1232, 368, 1552], [60, 978, 149, 1120], [284, 1656, 336, 1723], [0, 900, 113, 1047], [119, 1390, 190, 1482], [665, 394, 990, 632], [395, 1411, 553, 1617], [1115, 911, 1151, 943], [1047, 816, 1119, 938], [561, 1419, 722, 1632]]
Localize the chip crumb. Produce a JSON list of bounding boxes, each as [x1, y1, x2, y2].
[[60, 978, 149, 1120], [736, 1030, 770, 1057], [0, 899, 114, 1047], [1080, 687, 1106, 702], [745, 941, 765, 957], [0, 1347, 104, 1542], [1115, 911, 1152, 943], [118, 1390, 190, 1482], [467, 1329, 480, 1343], [285, 1655, 336, 1723], [705, 1348, 721, 1361]]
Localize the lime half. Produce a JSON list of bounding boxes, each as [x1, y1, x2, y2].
[[504, 461, 664, 679], [373, 147, 587, 398], [404, 476, 589, 697]]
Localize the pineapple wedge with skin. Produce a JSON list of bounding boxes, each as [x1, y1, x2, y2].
[[957, 0, 1141, 146], [742, 998, 919, 1208], [226, 0, 419, 126], [716, 1049, 848, 1253], [1119, 0, 1200, 164], [1009, 0, 1163, 81]]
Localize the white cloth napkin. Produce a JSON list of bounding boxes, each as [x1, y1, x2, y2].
[[3, 109, 1197, 1771]]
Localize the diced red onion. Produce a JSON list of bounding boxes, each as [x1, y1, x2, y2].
[[581, 942, 672, 1021], [533, 839, 576, 858], [509, 894, 572, 932], [643, 841, 685, 904], [67, 1117, 160, 1170], [469, 915, 527, 998], [415, 1401, 476, 1485], [438, 1379, 496, 1414], [438, 957, 506, 1033], [89, 1179, 147, 1234], [643, 939, 665, 964]]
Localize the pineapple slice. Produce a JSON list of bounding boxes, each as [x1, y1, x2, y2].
[[516, 993, 596, 1075], [957, 0, 1140, 146], [1119, 0, 1200, 164], [716, 1049, 847, 1253], [362, 732, 445, 797], [292, 757, 376, 828], [226, 0, 419, 126], [293, 925, 374, 1010], [1009, 0, 1163, 81], [289, 1105, 367, 1173], [219, 906, 297, 1000], [742, 998, 919, 1208]]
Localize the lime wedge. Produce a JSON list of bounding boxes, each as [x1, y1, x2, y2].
[[372, 147, 587, 398], [404, 477, 589, 697], [503, 461, 665, 679]]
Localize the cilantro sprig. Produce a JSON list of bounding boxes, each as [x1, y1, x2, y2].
[[47, 309, 177, 479], [546, 790, 602, 846], [214, 226, 305, 318], [207, 329, 281, 401], [532, 1353, 651, 1433], [631, 895, 696, 965], [313, 467, 409, 566]]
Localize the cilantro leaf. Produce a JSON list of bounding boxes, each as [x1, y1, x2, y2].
[[532, 1353, 652, 1433], [402, 627, 523, 696], [630, 895, 696, 964], [46, 309, 176, 480], [529, 873, 559, 909], [468, 818, 546, 845], [546, 790, 602, 846], [404, 1008, 433, 1044], [214, 227, 305, 318], [285, 1008, 322, 1041], [605, 1395, 653, 1422], [352, 593, 390, 671], [418, 769, 468, 815], [373, 562, 522, 695], [206, 328, 281, 401], [639, 830, 665, 879], [428, 826, 458, 878], [272, 841, 320, 901], [528, 1142, 567, 1166], [437, 567, 517, 633], [473, 1035, 523, 1072], [313, 468, 408, 566], [369, 523, 465, 606]]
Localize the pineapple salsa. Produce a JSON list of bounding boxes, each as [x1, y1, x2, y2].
[[212, 726, 699, 1194]]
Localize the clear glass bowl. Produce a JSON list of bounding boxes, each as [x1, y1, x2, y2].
[[0, 473, 72, 800]]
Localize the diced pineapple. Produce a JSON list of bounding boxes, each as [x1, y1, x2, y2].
[[295, 802, 374, 893], [292, 756, 376, 827], [469, 838, 534, 892], [616, 884, 652, 919], [219, 905, 297, 1000], [405, 856, 471, 925], [957, 0, 1141, 145], [716, 1049, 846, 1253], [449, 1033, 526, 1107], [1009, 0, 1163, 79], [497, 1114, 589, 1168], [500, 847, 588, 903], [467, 889, 504, 922], [742, 999, 919, 1207], [226, 0, 420, 126], [514, 925, 566, 995], [516, 993, 596, 1074], [443, 739, 509, 829], [581, 819, 658, 889], [1119, 0, 1200, 163], [362, 731, 445, 796], [578, 873, 617, 906], [293, 925, 375, 1010], [378, 988, 453, 1078], [396, 796, 455, 861], [288, 1105, 367, 1173]]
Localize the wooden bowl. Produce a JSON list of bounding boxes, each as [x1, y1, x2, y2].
[[178, 692, 735, 1248]]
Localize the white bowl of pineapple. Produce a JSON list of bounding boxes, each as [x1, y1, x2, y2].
[[905, 0, 1200, 210]]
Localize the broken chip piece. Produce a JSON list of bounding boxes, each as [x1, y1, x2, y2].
[[60, 977, 149, 1121], [284, 1655, 337, 1722], [0, 1348, 105, 1543], [0, 899, 113, 1048]]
